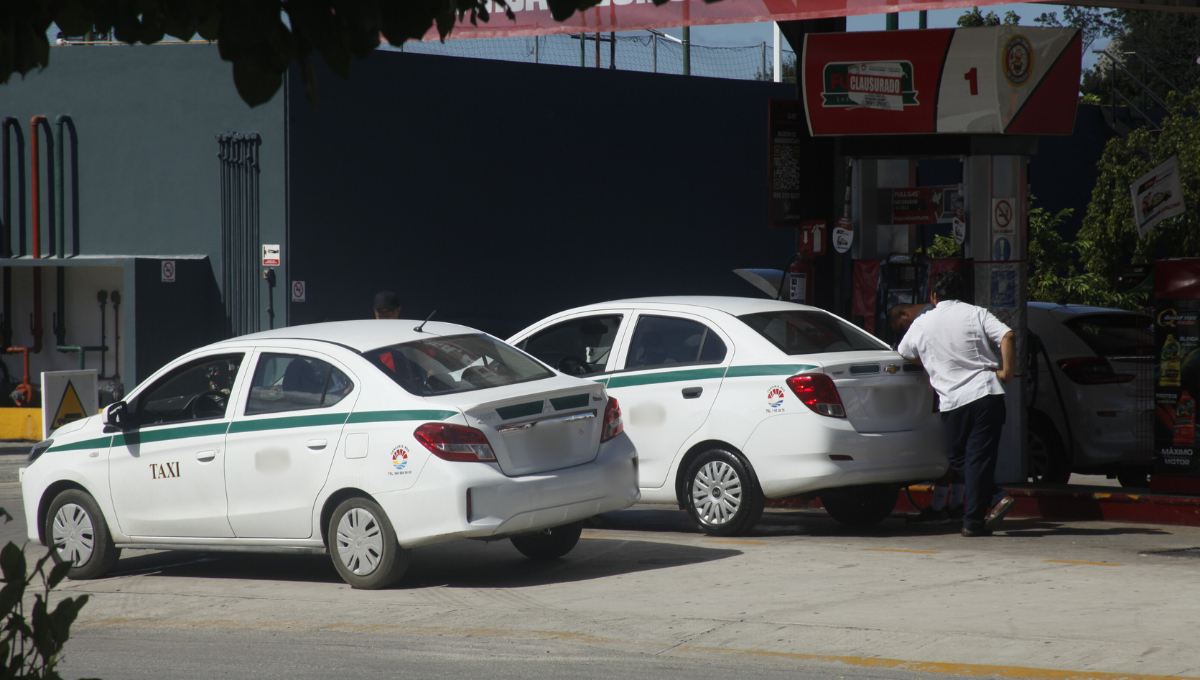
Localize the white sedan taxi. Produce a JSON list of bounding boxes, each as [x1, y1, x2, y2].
[[510, 297, 945, 535], [22, 321, 639, 589]]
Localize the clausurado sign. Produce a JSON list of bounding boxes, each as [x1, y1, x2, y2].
[[802, 26, 1081, 136]]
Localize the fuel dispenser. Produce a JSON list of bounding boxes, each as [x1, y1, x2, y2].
[[796, 24, 1083, 483]]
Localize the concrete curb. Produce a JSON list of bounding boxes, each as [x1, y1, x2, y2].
[[766, 485, 1200, 527]]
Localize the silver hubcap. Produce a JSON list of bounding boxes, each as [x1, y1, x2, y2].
[[51, 503, 95, 567], [336, 508, 384, 576], [691, 460, 743, 525]]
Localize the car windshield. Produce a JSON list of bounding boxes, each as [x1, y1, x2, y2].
[[365, 334, 554, 397], [1065, 314, 1153, 359], [738, 310, 888, 355]]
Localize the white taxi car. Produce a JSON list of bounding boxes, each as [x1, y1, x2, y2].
[[22, 321, 639, 589], [510, 297, 945, 535]]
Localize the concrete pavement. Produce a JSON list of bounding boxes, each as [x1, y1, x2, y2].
[[17, 497, 1200, 680], [3, 445, 1198, 680]]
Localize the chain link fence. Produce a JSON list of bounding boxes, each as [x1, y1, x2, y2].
[[384, 33, 797, 82]]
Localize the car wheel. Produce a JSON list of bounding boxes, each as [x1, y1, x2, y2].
[[1028, 414, 1070, 484], [328, 497, 409, 590], [820, 483, 899, 529], [45, 489, 120, 580], [510, 521, 584, 560], [1116, 467, 1151, 489], [683, 449, 765, 536]]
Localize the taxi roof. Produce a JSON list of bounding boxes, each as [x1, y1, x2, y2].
[[216, 320, 483, 353], [566, 295, 818, 317]]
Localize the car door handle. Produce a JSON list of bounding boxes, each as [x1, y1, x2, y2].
[[196, 450, 217, 462], [307, 439, 328, 450], [681, 387, 703, 399]]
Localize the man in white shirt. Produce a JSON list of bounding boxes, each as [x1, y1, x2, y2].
[[897, 272, 1018, 537]]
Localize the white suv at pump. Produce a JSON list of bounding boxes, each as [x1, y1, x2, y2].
[[510, 297, 946, 535], [1027, 302, 1154, 486]]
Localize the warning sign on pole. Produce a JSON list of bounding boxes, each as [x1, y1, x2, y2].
[[41, 370, 98, 440], [262, 244, 281, 267], [161, 260, 176, 282], [291, 281, 306, 302], [832, 217, 854, 254]]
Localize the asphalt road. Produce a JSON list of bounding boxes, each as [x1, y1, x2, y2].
[[2, 468, 1197, 680]]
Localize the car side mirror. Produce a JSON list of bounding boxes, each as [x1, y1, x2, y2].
[[102, 402, 130, 431]]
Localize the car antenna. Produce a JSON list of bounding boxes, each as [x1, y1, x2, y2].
[[414, 310, 437, 333]]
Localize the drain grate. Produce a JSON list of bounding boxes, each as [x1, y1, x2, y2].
[[1140, 547, 1200, 558]]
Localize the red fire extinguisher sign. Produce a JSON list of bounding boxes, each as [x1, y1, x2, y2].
[[800, 220, 826, 257]]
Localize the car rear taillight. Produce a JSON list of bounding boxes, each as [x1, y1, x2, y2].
[[1057, 357, 1134, 385], [601, 397, 624, 442], [786, 374, 846, 418], [414, 423, 497, 462]]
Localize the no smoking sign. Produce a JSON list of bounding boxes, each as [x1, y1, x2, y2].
[[992, 198, 1014, 230], [291, 280, 306, 302]]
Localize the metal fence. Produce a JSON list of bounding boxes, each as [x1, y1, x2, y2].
[[385, 33, 798, 82], [217, 132, 262, 338]]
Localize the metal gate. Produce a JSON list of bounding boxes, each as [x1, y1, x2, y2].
[[217, 132, 261, 338]]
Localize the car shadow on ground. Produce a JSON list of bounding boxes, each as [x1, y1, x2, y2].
[[103, 535, 743, 589], [592, 507, 1176, 540]]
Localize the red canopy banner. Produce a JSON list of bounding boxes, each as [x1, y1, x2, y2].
[[802, 27, 1081, 135], [424, 0, 1023, 40]]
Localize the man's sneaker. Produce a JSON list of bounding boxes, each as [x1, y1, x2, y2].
[[961, 526, 994, 537], [985, 496, 1017, 529], [906, 507, 951, 525]]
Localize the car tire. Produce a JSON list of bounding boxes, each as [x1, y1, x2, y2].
[[820, 483, 900, 529], [1028, 414, 1070, 484], [45, 489, 120, 580], [1116, 467, 1151, 489], [328, 496, 409, 590], [510, 521, 584, 560], [683, 448, 765, 536]]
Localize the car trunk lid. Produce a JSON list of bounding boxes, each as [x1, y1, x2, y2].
[[425, 375, 607, 476], [812, 351, 935, 433]]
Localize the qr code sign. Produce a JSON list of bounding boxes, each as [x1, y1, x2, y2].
[[773, 145, 800, 191]]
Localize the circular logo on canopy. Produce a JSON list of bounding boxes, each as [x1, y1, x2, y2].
[[1004, 35, 1034, 86]]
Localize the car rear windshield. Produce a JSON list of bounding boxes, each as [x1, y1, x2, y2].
[[365, 334, 554, 397], [738, 310, 888, 355], [1064, 314, 1153, 359]]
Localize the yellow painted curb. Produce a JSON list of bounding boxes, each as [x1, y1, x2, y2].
[[0, 408, 41, 440]]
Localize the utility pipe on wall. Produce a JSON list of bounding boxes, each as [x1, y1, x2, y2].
[[28, 116, 48, 354], [54, 115, 72, 259], [2, 117, 17, 349], [1, 117, 16, 259]]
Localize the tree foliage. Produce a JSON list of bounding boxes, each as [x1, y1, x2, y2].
[[1075, 89, 1200, 291], [1032, 6, 1120, 54], [1026, 199, 1147, 309], [1038, 8, 1200, 103], [0, 509, 92, 680], [955, 7, 1021, 27], [0, 0, 672, 108]]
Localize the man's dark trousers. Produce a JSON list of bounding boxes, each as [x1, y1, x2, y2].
[[941, 394, 1007, 531]]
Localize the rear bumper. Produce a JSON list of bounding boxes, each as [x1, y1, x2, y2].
[[378, 432, 640, 548], [743, 413, 947, 498]]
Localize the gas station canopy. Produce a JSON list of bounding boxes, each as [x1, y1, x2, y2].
[[434, 0, 1200, 40]]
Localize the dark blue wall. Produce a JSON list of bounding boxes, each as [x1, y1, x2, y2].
[[1030, 105, 1116, 240], [287, 51, 798, 338]]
